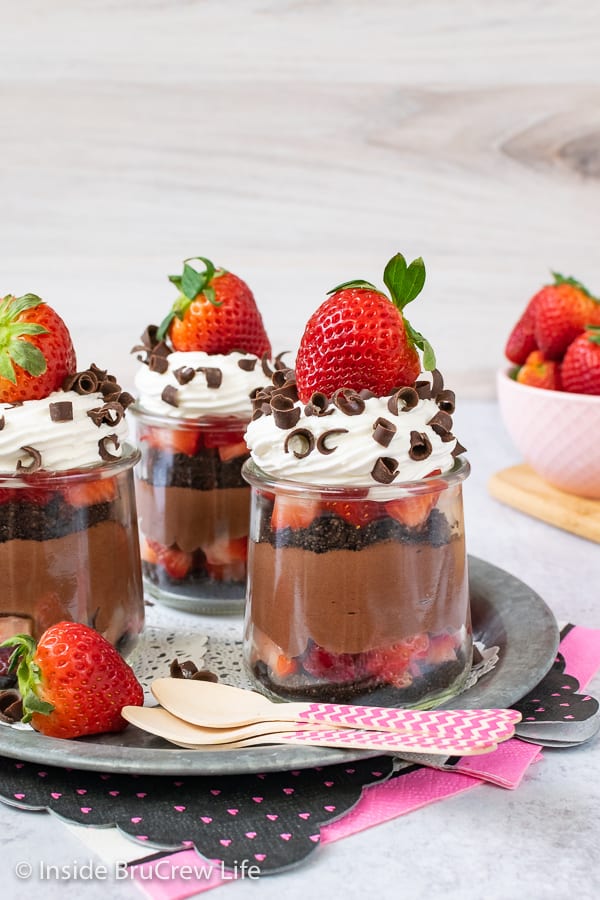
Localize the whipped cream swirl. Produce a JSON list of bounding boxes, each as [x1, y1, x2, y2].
[[134, 351, 268, 419], [0, 390, 130, 474]]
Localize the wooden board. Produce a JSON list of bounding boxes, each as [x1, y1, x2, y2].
[[488, 465, 600, 544]]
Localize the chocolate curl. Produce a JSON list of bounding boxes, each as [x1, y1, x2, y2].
[[372, 416, 397, 448], [0, 690, 23, 724], [261, 353, 274, 378], [452, 440, 467, 457], [251, 408, 264, 421], [332, 388, 366, 416], [371, 456, 399, 484], [196, 367, 223, 389], [238, 358, 258, 372], [408, 431, 433, 461], [430, 369, 444, 396], [359, 389, 376, 400], [63, 370, 99, 394], [271, 372, 299, 403], [148, 354, 169, 374], [49, 401, 74, 423], [16, 446, 42, 472], [304, 392, 334, 417], [387, 386, 419, 415], [427, 410, 453, 432], [169, 659, 218, 683], [316, 428, 348, 455], [173, 366, 196, 385], [436, 389, 456, 414], [415, 380, 433, 400], [98, 433, 120, 461], [87, 402, 124, 428], [274, 351, 291, 371], [270, 394, 301, 430], [140, 325, 159, 350], [118, 391, 134, 410], [430, 422, 455, 443], [161, 385, 179, 407], [284, 428, 316, 459]]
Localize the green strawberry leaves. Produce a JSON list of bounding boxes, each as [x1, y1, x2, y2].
[[585, 324, 600, 346], [0, 293, 48, 384], [157, 256, 223, 341], [1, 633, 54, 723], [552, 271, 598, 303], [384, 253, 426, 310], [327, 279, 378, 295]]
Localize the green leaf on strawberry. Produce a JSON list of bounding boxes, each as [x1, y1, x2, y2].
[[157, 256, 224, 341], [327, 279, 378, 295], [586, 325, 600, 346], [0, 293, 49, 383], [383, 253, 426, 309], [551, 271, 598, 302]]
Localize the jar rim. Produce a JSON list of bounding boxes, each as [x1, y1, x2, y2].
[[0, 442, 141, 487], [130, 403, 250, 431], [242, 454, 470, 498]]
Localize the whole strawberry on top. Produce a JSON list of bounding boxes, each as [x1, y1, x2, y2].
[[561, 326, 600, 395], [2, 622, 143, 739], [156, 256, 271, 357], [295, 252, 435, 402], [0, 293, 76, 403]]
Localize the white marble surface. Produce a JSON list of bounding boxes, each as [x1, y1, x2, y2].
[[2, 401, 600, 900]]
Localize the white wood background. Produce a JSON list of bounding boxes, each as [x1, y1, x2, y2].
[[1, 0, 600, 396]]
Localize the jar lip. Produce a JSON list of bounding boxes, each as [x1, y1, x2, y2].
[[130, 403, 250, 431], [242, 455, 470, 497], [0, 442, 141, 486]]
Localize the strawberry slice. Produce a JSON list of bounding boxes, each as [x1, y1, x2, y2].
[[218, 439, 249, 462], [385, 492, 439, 528], [63, 477, 118, 507], [143, 426, 202, 457], [141, 538, 160, 565], [203, 536, 248, 566], [322, 498, 382, 527], [270, 495, 321, 531], [158, 546, 194, 580], [204, 428, 246, 449]]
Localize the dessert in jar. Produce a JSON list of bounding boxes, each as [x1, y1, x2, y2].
[[132, 255, 272, 613], [243, 253, 472, 708], [0, 292, 144, 658]]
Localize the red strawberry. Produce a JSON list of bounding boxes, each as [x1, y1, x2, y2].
[[270, 495, 321, 531], [516, 350, 561, 390], [144, 425, 202, 457], [158, 545, 194, 580], [62, 477, 118, 508], [322, 498, 383, 527], [156, 256, 271, 357], [533, 273, 600, 360], [561, 326, 600, 395], [385, 494, 438, 529], [295, 253, 435, 402], [505, 298, 538, 365], [302, 644, 362, 683], [0, 294, 76, 402], [2, 621, 143, 739]]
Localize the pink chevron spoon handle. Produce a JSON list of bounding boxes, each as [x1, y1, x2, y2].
[[276, 727, 507, 756]]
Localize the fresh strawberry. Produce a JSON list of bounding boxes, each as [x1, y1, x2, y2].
[[0, 294, 76, 403], [2, 621, 143, 739], [561, 326, 600, 395], [62, 477, 118, 507], [505, 298, 538, 365], [203, 536, 247, 566], [218, 440, 249, 462], [270, 495, 321, 530], [385, 493, 439, 528], [322, 498, 383, 527], [141, 538, 160, 565], [295, 252, 435, 402], [302, 644, 362, 683], [158, 545, 194, 580], [271, 653, 298, 679], [143, 425, 202, 457], [427, 633, 458, 665], [533, 273, 600, 360], [516, 350, 561, 390], [156, 256, 271, 357]]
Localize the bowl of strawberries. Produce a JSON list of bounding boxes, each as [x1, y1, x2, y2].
[[498, 272, 600, 499]]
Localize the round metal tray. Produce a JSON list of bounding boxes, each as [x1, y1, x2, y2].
[[0, 556, 559, 775]]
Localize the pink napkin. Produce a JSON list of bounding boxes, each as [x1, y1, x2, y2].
[[129, 625, 600, 898]]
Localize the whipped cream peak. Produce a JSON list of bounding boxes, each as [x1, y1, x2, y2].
[[0, 364, 133, 474], [245, 368, 465, 488]]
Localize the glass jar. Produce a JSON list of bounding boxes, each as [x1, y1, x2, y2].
[[242, 456, 472, 708], [132, 407, 251, 614], [0, 445, 144, 656]]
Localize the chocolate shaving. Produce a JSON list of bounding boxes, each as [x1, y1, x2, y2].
[[430, 422, 455, 443], [372, 417, 397, 448], [140, 325, 159, 350], [169, 658, 218, 683], [90, 363, 109, 381], [332, 388, 365, 416], [161, 385, 179, 407], [271, 379, 299, 403], [49, 401, 74, 423], [63, 370, 99, 394], [408, 431, 433, 461], [98, 433, 120, 461], [316, 428, 348, 455], [152, 341, 172, 359], [118, 391, 134, 410], [274, 351, 291, 371], [196, 367, 223, 389], [0, 690, 23, 724], [415, 380, 433, 400], [270, 394, 301, 430], [436, 389, 456, 414], [387, 386, 419, 415], [16, 446, 42, 472], [87, 402, 124, 428], [359, 389, 376, 400], [371, 456, 399, 484], [251, 408, 264, 421], [452, 440, 467, 457], [283, 428, 315, 459], [238, 358, 257, 372], [304, 392, 334, 417], [0, 415, 4, 431], [431, 369, 444, 396], [261, 353, 273, 378], [148, 354, 169, 374], [427, 410, 453, 432], [174, 366, 196, 385]]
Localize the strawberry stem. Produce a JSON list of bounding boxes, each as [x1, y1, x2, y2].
[[552, 271, 598, 302], [1, 633, 54, 722], [0, 294, 48, 384], [157, 256, 224, 341]]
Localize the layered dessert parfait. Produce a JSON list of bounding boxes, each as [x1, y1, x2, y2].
[[243, 253, 471, 707], [132, 256, 272, 612], [0, 292, 144, 655]]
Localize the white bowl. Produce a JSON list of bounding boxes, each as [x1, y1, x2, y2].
[[496, 369, 600, 500]]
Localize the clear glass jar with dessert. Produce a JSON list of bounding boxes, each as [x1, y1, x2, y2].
[[0, 446, 144, 657], [132, 407, 252, 613], [243, 455, 471, 708]]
